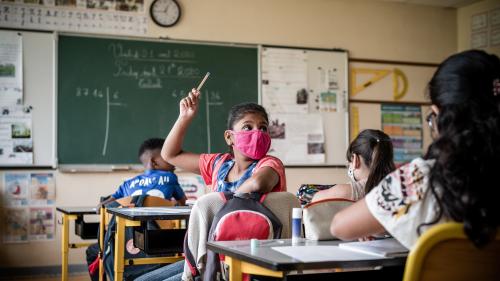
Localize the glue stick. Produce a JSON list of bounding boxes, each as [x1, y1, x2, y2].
[[292, 208, 302, 243]]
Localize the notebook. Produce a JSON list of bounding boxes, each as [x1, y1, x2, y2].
[[338, 238, 408, 258]]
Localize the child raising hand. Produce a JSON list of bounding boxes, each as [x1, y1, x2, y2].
[[162, 88, 286, 193]]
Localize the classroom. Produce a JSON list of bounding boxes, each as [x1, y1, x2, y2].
[[1, 0, 499, 280]]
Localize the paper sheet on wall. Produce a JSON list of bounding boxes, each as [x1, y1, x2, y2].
[[30, 173, 56, 206], [268, 114, 325, 164], [381, 104, 423, 165], [3, 172, 30, 207], [262, 48, 309, 114], [0, 31, 23, 106], [3, 207, 29, 243], [29, 207, 55, 241], [0, 3, 148, 36], [178, 175, 206, 204], [0, 106, 33, 165]]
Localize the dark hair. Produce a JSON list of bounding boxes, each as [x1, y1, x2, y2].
[[227, 102, 269, 130], [138, 138, 164, 158], [346, 129, 395, 193], [423, 50, 500, 247]]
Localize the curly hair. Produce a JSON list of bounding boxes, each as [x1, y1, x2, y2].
[[422, 50, 500, 247], [138, 138, 164, 158]]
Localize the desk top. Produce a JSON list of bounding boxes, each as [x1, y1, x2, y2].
[[56, 206, 97, 215], [107, 206, 191, 220], [207, 239, 407, 272]]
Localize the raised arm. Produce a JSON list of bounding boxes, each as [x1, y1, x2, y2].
[[161, 89, 202, 174]]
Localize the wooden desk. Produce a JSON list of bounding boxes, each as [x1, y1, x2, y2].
[[56, 206, 97, 281], [207, 239, 407, 281], [106, 207, 191, 281]]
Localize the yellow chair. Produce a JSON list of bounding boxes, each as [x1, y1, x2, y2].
[[403, 222, 500, 281]]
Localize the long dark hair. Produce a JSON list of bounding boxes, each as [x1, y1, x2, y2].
[[423, 50, 500, 247], [347, 129, 395, 193]]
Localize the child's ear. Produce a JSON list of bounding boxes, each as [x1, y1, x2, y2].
[[352, 154, 361, 169], [224, 130, 233, 145]]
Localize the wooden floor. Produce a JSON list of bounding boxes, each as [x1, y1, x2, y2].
[[12, 274, 89, 281]]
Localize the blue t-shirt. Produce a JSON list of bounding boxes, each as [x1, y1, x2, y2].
[[112, 170, 185, 201]]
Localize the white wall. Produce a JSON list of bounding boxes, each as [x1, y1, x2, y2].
[[0, 0, 457, 268]]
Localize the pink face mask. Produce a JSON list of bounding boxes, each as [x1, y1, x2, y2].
[[230, 130, 271, 160]]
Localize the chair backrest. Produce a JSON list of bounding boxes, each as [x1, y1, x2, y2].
[[403, 222, 500, 281], [182, 191, 301, 280]]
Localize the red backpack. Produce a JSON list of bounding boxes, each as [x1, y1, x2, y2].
[[185, 192, 283, 281]]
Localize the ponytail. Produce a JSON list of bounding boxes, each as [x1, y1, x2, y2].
[[347, 129, 395, 193]]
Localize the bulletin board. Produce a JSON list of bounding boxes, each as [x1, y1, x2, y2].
[[261, 46, 349, 166], [349, 59, 438, 165]]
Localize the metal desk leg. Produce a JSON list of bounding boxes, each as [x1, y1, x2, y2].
[[98, 208, 105, 281], [61, 213, 69, 281], [61, 214, 77, 281], [225, 256, 243, 281], [114, 216, 126, 281]]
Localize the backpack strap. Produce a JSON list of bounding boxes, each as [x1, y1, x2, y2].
[[211, 154, 226, 192], [219, 191, 234, 203], [183, 231, 200, 277]]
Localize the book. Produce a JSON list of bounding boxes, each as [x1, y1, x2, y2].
[[338, 238, 408, 258]]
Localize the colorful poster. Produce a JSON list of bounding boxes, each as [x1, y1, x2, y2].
[[29, 207, 55, 241], [381, 104, 423, 165], [3, 207, 29, 243], [0, 31, 23, 106], [0, 106, 33, 165], [178, 175, 206, 205], [3, 172, 29, 206], [29, 173, 55, 205]]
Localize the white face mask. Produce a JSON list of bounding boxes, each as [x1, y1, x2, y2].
[[347, 164, 356, 182]]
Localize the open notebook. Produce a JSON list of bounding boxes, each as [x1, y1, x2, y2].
[[338, 238, 408, 258]]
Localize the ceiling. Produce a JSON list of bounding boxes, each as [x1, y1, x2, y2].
[[374, 0, 483, 8]]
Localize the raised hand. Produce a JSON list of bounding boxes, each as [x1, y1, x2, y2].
[[179, 88, 200, 119]]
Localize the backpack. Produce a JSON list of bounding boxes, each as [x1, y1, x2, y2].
[[102, 195, 163, 281], [185, 192, 283, 281]]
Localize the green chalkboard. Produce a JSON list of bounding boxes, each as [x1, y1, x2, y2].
[[58, 35, 258, 164]]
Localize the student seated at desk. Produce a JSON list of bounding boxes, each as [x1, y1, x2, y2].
[[331, 50, 500, 250], [161, 89, 286, 193], [86, 138, 186, 281], [307, 129, 394, 204], [134, 92, 287, 281], [98, 137, 187, 209]]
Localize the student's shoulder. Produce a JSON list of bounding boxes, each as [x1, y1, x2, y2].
[[258, 155, 284, 166]]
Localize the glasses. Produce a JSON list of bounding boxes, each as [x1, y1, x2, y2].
[[426, 111, 437, 130]]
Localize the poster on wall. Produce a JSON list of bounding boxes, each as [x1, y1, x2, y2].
[[262, 47, 309, 114], [28, 207, 55, 241], [268, 113, 325, 164], [29, 173, 56, 205], [0, 31, 23, 106], [0, 106, 33, 165], [381, 104, 423, 166], [0, 2, 148, 36], [3, 172, 30, 206], [3, 207, 29, 243], [178, 175, 206, 204]]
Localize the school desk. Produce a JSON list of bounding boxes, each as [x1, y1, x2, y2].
[[206, 239, 407, 281], [106, 207, 191, 281], [56, 206, 98, 281]]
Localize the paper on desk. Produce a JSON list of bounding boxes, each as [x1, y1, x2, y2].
[[120, 207, 191, 214], [271, 246, 381, 262]]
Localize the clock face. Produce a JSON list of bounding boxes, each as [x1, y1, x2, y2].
[[150, 0, 181, 27]]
